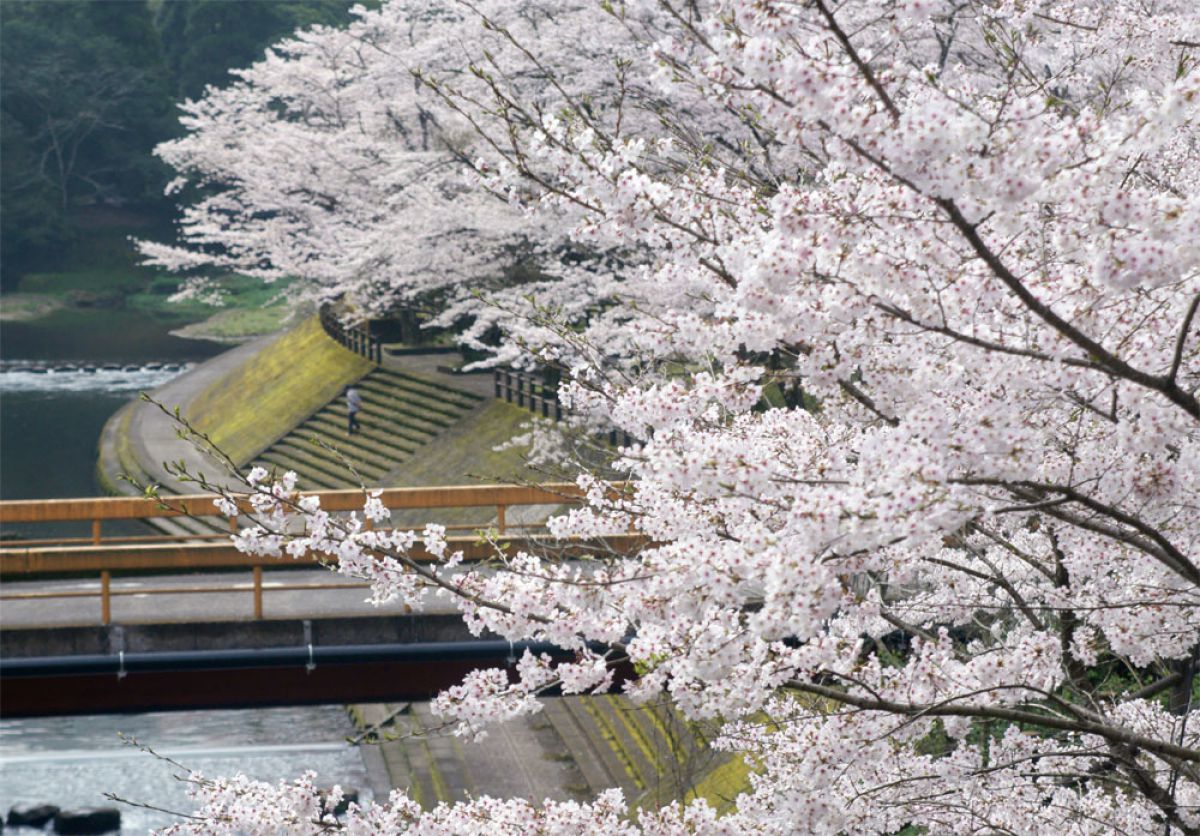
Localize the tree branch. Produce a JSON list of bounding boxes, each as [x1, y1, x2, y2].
[[785, 679, 1200, 764]]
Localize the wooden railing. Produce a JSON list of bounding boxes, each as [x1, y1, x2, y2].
[[319, 306, 383, 364], [493, 369, 638, 447], [0, 483, 641, 625], [494, 368, 562, 420]]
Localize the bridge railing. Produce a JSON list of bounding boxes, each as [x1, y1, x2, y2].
[[0, 483, 640, 625], [0, 483, 585, 539]]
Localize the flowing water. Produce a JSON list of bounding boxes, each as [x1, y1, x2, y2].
[[0, 307, 224, 523], [1, 308, 375, 829], [0, 706, 374, 832], [0, 366, 192, 502]]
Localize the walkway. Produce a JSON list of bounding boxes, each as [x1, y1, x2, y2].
[[97, 315, 503, 504], [98, 330, 290, 496], [0, 568, 397, 629], [378, 350, 495, 399]]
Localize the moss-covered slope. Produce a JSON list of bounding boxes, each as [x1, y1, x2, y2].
[[186, 315, 373, 466]]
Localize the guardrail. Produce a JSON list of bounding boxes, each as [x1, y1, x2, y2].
[[493, 369, 638, 447], [494, 368, 563, 420], [319, 306, 383, 363], [0, 483, 640, 625]]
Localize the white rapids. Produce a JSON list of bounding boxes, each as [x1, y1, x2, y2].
[[0, 363, 191, 393]]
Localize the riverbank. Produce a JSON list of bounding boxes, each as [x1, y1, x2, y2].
[[2, 272, 297, 346], [0, 293, 64, 321], [96, 314, 372, 496], [2, 208, 298, 345], [168, 304, 303, 344], [96, 312, 545, 499]]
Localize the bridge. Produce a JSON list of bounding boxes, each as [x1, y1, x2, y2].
[[0, 484, 640, 717]]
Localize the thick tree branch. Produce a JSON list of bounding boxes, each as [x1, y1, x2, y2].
[[785, 679, 1200, 765]]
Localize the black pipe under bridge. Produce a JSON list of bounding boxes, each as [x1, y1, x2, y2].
[[0, 615, 624, 718]]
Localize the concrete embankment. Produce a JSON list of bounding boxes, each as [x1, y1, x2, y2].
[[96, 314, 371, 496], [344, 695, 751, 813]]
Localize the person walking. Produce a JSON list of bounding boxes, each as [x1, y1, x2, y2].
[[345, 385, 363, 435]]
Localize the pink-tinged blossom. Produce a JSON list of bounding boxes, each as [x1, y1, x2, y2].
[[160, 0, 1200, 833]]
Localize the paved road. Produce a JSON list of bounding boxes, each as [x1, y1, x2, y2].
[[103, 327, 496, 498], [131, 336, 270, 492], [0, 567, 463, 629]]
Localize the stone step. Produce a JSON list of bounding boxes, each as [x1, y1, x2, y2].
[[620, 697, 687, 768], [540, 699, 622, 796], [274, 431, 394, 469], [264, 444, 364, 487], [357, 390, 465, 426], [279, 432, 408, 478], [303, 412, 433, 450], [411, 703, 474, 803], [370, 369, 484, 408], [542, 697, 640, 797], [247, 367, 483, 501], [145, 513, 224, 541], [288, 422, 415, 464], [386, 714, 440, 809], [177, 513, 226, 536], [257, 452, 346, 490], [351, 703, 415, 795], [273, 439, 390, 483], [637, 700, 701, 766], [356, 379, 471, 421], [587, 696, 659, 793], [328, 400, 453, 434], [357, 396, 459, 428]]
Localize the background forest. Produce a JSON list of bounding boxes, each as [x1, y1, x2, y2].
[[0, 0, 364, 290]]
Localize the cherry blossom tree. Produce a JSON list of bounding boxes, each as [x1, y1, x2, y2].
[[138, 0, 703, 323], [157, 0, 1199, 833]]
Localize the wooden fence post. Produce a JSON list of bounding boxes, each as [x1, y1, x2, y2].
[[100, 570, 111, 625], [253, 566, 263, 619], [91, 519, 102, 545]]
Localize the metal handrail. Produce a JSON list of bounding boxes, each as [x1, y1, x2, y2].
[[492, 369, 639, 447], [494, 368, 563, 420]]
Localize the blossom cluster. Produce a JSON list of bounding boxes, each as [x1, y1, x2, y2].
[[164, 0, 1198, 833]]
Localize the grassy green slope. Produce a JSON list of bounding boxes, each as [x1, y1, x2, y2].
[[683, 754, 753, 814], [380, 398, 543, 527], [187, 315, 373, 466]]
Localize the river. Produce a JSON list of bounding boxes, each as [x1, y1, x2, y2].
[[0, 307, 377, 830], [0, 307, 228, 542], [0, 706, 374, 832], [0, 307, 225, 504]]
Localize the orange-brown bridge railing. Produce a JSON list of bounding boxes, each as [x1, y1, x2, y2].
[[0, 483, 641, 625]]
